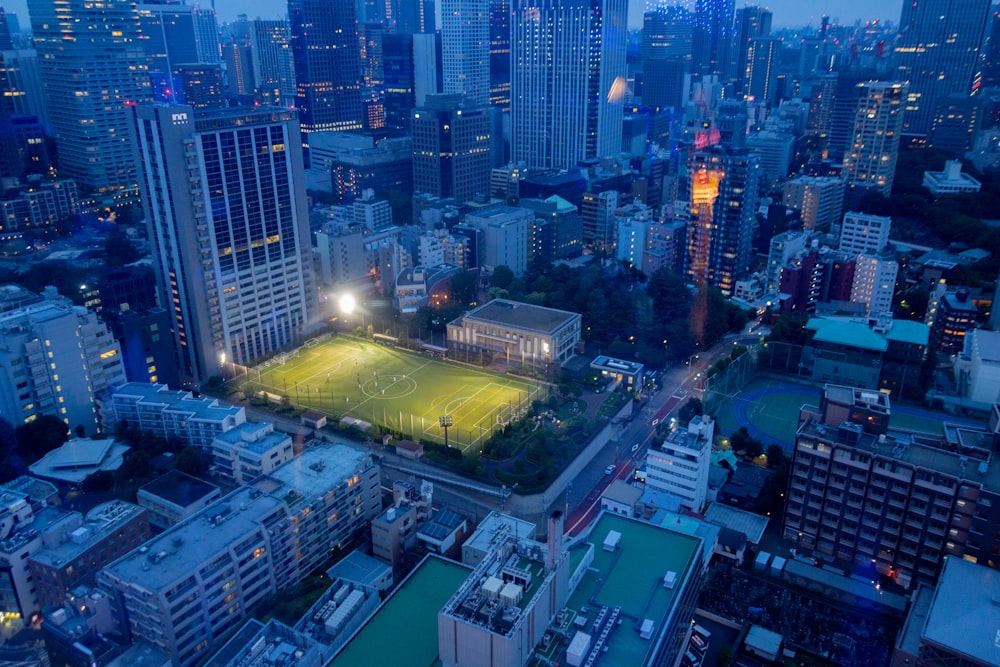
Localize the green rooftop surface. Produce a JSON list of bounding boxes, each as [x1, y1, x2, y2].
[[563, 513, 701, 667], [806, 318, 887, 352], [331, 556, 470, 667], [884, 319, 930, 346]]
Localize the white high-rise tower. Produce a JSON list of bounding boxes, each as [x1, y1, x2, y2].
[[442, 0, 490, 104]]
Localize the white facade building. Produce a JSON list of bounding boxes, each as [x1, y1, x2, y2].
[[0, 291, 126, 434], [851, 253, 899, 318], [839, 211, 892, 256], [211, 421, 294, 485], [644, 416, 714, 513], [956, 329, 1000, 405], [782, 175, 845, 230], [130, 104, 317, 381], [464, 205, 530, 275]]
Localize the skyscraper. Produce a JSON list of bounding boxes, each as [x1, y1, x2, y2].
[[489, 0, 511, 111], [693, 0, 735, 77], [289, 0, 363, 137], [130, 104, 317, 382], [442, 0, 490, 104], [249, 19, 295, 107], [687, 146, 761, 296], [842, 81, 907, 199], [893, 0, 991, 136], [411, 94, 492, 202], [28, 0, 151, 203], [730, 5, 771, 92], [510, 0, 628, 170], [744, 37, 780, 104]]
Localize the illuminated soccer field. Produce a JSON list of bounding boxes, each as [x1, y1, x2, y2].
[[242, 335, 541, 453]]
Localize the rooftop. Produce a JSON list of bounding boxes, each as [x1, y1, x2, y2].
[[29, 439, 130, 484], [463, 511, 536, 557], [111, 382, 245, 424], [457, 299, 581, 335], [591, 355, 643, 374], [203, 618, 322, 667], [418, 507, 466, 542], [258, 443, 371, 501], [921, 557, 1000, 665], [884, 319, 930, 347], [327, 550, 392, 590], [331, 556, 470, 666], [31, 501, 145, 568], [967, 328, 1000, 365], [602, 479, 643, 507], [704, 503, 769, 545], [567, 513, 702, 666], [101, 486, 287, 592], [138, 470, 221, 508], [806, 318, 888, 352], [213, 421, 290, 456]]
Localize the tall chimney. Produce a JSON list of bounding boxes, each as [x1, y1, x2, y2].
[[545, 510, 564, 572]]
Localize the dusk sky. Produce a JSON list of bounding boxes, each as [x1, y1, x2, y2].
[[3, 0, 905, 33]]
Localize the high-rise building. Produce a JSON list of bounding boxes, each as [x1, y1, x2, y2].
[[893, 0, 991, 136], [130, 104, 317, 382], [289, 0, 363, 139], [442, 0, 489, 105], [0, 290, 126, 434], [842, 81, 907, 199], [730, 6, 772, 92], [138, 4, 220, 81], [382, 33, 416, 132], [687, 146, 761, 296], [744, 37, 780, 104], [850, 252, 899, 318], [28, 0, 151, 203], [411, 94, 492, 202], [641, 7, 691, 111], [249, 19, 295, 107], [174, 63, 226, 110], [489, 0, 511, 111], [221, 42, 254, 97], [693, 0, 735, 77], [645, 416, 715, 512], [510, 0, 628, 170]]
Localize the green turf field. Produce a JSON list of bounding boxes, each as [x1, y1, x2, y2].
[[242, 335, 541, 453]]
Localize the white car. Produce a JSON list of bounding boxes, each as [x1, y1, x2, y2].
[[604, 464, 616, 475]]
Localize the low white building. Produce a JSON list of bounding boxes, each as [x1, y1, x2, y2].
[[956, 329, 1000, 406], [922, 160, 982, 196], [447, 299, 581, 367]]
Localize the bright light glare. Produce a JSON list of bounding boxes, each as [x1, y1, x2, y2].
[[339, 294, 356, 314]]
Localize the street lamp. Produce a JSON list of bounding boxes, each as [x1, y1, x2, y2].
[[219, 352, 227, 380]]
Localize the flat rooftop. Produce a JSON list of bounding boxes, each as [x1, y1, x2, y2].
[[102, 486, 285, 592], [331, 556, 470, 667], [260, 443, 369, 500], [327, 550, 392, 590], [704, 503, 769, 545], [565, 513, 702, 666], [463, 511, 536, 557], [922, 557, 1000, 665], [139, 470, 220, 508], [31, 501, 145, 568], [458, 299, 580, 335]]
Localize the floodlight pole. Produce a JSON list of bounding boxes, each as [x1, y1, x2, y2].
[[439, 414, 453, 448]]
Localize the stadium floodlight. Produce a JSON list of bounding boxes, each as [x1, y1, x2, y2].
[[339, 294, 356, 314]]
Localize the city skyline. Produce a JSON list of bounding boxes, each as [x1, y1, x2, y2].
[[2, 0, 912, 33]]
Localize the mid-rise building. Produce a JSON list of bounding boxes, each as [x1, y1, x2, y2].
[[510, 0, 628, 170], [130, 104, 317, 381], [839, 211, 892, 256], [842, 82, 907, 200], [518, 195, 584, 263], [782, 175, 845, 231], [29, 501, 149, 611], [955, 329, 1000, 406], [463, 205, 530, 275], [765, 231, 809, 294], [412, 94, 492, 203], [922, 159, 983, 196], [103, 382, 246, 449], [0, 291, 125, 434], [98, 487, 296, 666], [28, 0, 151, 203], [850, 252, 899, 318], [137, 470, 222, 529], [644, 416, 715, 513], [211, 421, 294, 485], [0, 179, 79, 234], [928, 287, 979, 356], [783, 384, 1000, 589], [687, 146, 761, 296]]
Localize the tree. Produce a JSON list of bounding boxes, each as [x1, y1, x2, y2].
[[103, 225, 141, 267], [82, 470, 115, 493], [677, 398, 703, 424], [718, 645, 734, 667], [449, 270, 478, 307], [74, 424, 86, 438], [731, 426, 763, 459], [16, 415, 69, 463], [490, 265, 515, 290], [175, 446, 211, 476], [765, 444, 786, 468]]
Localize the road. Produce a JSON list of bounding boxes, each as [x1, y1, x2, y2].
[[563, 334, 758, 536]]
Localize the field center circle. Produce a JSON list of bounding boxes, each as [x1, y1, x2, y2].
[[361, 376, 417, 399]]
